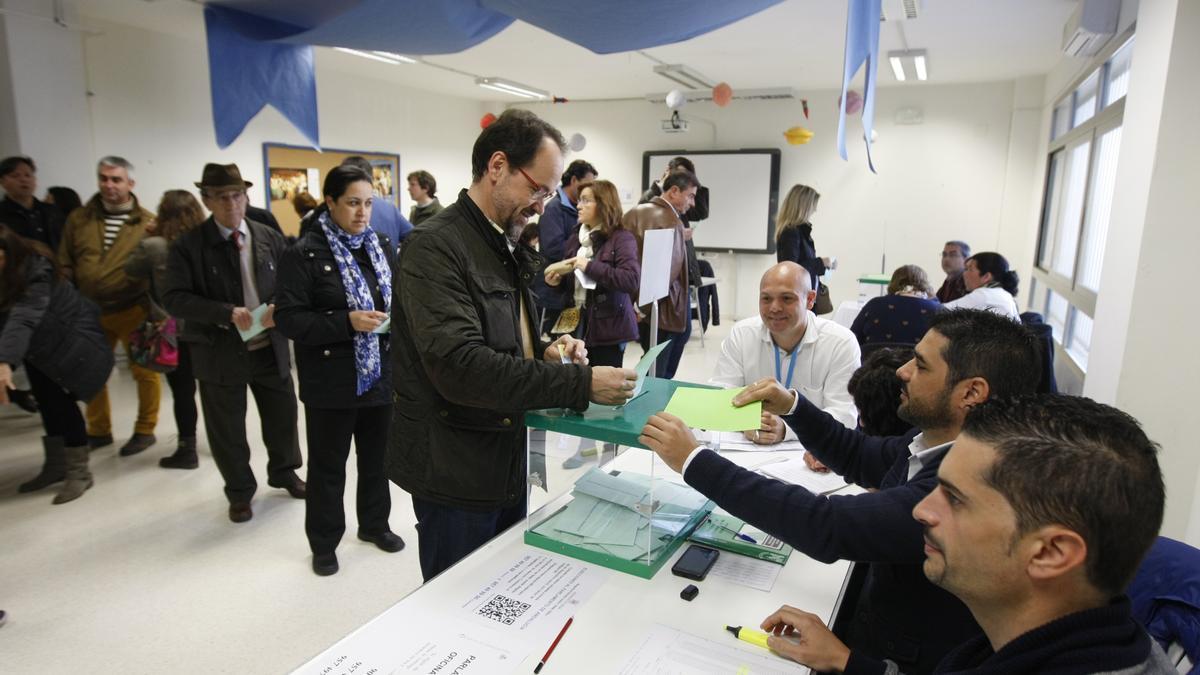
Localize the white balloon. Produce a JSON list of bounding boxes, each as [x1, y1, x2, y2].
[[568, 133, 586, 152], [665, 89, 687, 110]]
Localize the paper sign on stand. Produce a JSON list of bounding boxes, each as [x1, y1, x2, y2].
[[638, 228, 675, 378]]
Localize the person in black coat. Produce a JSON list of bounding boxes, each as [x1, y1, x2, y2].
[[641, 310, 1043, 675], [161, 163, 304, 524], [775, 184, 836, 313], [275, 166, 405, 576], [0, 225, 113, 504]]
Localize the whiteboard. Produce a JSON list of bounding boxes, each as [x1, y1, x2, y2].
[[643, 149, 780, 254]]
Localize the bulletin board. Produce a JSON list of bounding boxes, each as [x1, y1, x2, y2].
[[262, 143, 400, 236]]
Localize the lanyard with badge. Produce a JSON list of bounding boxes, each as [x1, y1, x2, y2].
[[774, 344, 797, 390]]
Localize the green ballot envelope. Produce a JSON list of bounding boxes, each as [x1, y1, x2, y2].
[[237, 303, 271, 342], [664, 386, 762, 432], [689, 513, 793, 565]]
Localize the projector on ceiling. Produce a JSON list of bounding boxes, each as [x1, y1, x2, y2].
[[661, 118, 690, 133]]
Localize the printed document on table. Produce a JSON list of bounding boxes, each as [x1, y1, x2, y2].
[[709, 553, 784, 592], [759, 457, 848, 495], [292, 607, 520, 675], [457, 552, 609, 651], [700, 430, 805, 453], [618, 623, 805, 674]]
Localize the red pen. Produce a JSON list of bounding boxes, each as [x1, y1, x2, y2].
[[533, 616, 574, 673]]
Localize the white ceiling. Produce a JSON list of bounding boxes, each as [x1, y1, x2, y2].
[[76, 0, 1079, 100]]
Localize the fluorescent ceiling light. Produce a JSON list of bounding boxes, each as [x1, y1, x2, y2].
[[334, 47, 415, 65], [475, 77, 548, 99], [887, 49, 928, 81], [372, 50, 417, 64], [652, 64, 713, 90]]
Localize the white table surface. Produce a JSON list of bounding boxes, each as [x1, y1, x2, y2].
[[293, 449, 851, 674]]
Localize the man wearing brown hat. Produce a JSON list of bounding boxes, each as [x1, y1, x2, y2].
[[162, 163, 305, 523]]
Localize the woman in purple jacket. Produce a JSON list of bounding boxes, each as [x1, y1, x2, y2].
[[546, 180, 641, 468], [545, 179, 640, 367]]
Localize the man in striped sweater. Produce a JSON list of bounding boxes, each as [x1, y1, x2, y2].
[[59, 156, 161, 456]]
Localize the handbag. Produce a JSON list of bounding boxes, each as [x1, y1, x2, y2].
[[129, 315, 179, 373], [813, 282, 834, 315]]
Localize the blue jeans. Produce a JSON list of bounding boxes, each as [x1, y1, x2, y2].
[[412, 495, 527, 581]]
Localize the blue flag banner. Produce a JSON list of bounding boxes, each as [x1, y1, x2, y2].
[[837, 0, 882, 173], [201, 0, 786, 147], [204, 6, 319, 149]]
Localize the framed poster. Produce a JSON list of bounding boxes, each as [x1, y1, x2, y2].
[[262, 143, 401, 236]]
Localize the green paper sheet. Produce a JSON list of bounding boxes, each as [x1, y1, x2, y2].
[[237, 303, 271, 342], [664, 386, 762, 432]]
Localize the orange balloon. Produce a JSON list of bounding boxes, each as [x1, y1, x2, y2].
[[712, 82, 733, 107], [783, 126, 814, 145], [480, 113, 497, 129]]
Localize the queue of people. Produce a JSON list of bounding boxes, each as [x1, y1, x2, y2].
[[0, 109, 1182, 673]]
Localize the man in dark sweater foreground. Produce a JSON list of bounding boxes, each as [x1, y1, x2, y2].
[[641, 310, 1041, 674], [758, 395, 1174, 674]]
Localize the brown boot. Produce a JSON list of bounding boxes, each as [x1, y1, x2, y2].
[[52, 445, 93, 504]]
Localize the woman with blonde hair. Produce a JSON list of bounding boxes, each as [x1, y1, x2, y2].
[[125, 190, 206, 468], [775, 184, 836, 313], [850, 264, 942, 352]]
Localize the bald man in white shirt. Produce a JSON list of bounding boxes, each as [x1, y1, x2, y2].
[[711, 262, 860, 445]]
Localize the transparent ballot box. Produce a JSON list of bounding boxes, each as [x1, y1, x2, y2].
[[525, 378, 714, 579]]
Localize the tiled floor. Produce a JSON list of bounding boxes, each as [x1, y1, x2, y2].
[[0, 318, 733, 673]]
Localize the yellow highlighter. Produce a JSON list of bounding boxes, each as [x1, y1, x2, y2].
[[725, 625, 771, 650]]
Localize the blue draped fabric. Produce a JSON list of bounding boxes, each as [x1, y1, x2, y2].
[[837, 0, 881, 173], [204, 6, 319, 149], [202, 0, 785, 147]]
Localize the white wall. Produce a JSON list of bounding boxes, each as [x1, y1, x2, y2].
[[78, 18, 485, 215], [514, 80, 1041, 320], [0, 0, 94, 192]]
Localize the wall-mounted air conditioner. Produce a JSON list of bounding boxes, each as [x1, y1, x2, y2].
[[1062, 0, 1119, 58]]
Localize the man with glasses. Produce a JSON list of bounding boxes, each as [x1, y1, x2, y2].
[[627, 170, 698, 379], [58, 156, 162, 456], [936, 240, 971, 303], [163, 163, 305, 523], [388, 109, 638, 581]]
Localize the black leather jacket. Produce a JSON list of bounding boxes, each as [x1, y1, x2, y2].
[[387, 189, 592, 510]]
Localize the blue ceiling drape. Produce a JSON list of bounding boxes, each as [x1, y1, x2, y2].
[[202, 0, 787, 148]]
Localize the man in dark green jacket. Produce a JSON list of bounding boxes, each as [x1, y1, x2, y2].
[[388, 110, 637, 581]]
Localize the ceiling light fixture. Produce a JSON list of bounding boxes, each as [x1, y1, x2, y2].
[[475, 77, 549, 100], [652, 64, 714, 90], [334, 47, 416, 65], [887, 49, 928, 81]]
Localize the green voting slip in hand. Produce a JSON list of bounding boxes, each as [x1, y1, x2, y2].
[[664, 386, 762, 432]]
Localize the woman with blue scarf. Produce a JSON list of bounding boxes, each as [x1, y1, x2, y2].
[[275, 166, 404, 576]]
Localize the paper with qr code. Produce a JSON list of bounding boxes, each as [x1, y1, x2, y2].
[[458, 552, 608, 648]]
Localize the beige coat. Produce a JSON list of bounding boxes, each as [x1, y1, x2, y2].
[[58, 194, 153, 312]]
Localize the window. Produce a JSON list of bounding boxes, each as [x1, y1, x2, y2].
[[1032, 35, 1132, 373]]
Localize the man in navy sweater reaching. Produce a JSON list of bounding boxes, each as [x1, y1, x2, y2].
[[756, 395, 1174, 675], [640, 309, 1041, 674]]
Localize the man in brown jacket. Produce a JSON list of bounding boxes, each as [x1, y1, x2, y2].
[[59, 156, 160, 456], [626, 170, 698, 379]]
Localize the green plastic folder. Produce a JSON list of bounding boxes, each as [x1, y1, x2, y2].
[[664, 386, 761, 432]]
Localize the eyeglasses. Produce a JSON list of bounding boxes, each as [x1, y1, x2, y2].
[[516, 166, 557, 204]]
